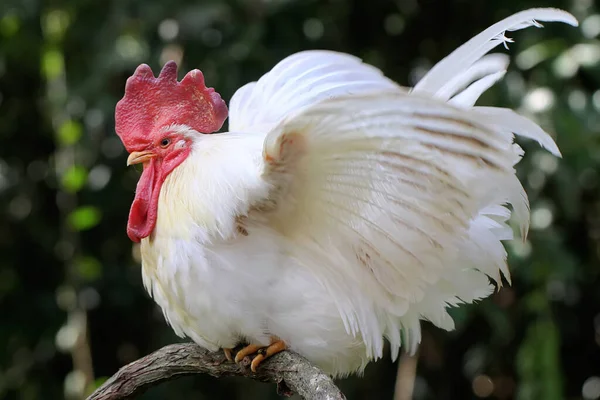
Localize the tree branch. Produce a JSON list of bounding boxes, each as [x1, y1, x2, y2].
[[86, 343, 346, 400]]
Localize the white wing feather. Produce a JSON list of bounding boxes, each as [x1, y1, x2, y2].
[[228, 50, 399, 133], [254, 92, 524, 358], [227, 8, 576, 359]]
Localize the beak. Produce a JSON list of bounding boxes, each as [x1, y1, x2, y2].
[[127, 151, 155, 166]]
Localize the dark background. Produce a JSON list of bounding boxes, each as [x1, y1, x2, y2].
[[0, 0, 596, 399]]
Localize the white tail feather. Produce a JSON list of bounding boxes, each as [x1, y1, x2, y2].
[[474, 106, 562, 156], [450, 70, 507, 107], [435, 53, 509, 101], [413, 8, 578, 98]]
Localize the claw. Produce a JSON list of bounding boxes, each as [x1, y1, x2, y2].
[[223, 348, 233, 362], [234, 344, 263, 363], [233, 339, 287, 372], [250, 353, 265, 372], [251, 340, 286, 372]]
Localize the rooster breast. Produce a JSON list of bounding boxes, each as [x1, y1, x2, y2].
[[140, 219, 280, 350], [139, 131, 272, 349]]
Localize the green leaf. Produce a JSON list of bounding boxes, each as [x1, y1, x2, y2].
[[75, 256, 102, 281], [516, 39, 571, 70], [61, 165, 87, 193], [0, 13, 20, 37], [516, 318, 563, 400], [68, 206, 101, 231], [523, 289, 548, 313], [42, 10, 71, 42], [42, 49, 64, 81], [57, 120, 83, 146]]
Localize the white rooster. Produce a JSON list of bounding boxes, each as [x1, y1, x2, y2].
[[115, 9, 577, 377]]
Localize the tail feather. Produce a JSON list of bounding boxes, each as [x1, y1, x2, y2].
[[474, 106, 562, 156], [449, 70, 506, 107], [413, 8, 577, 98], [434, 53, 509, 102], [388, 9, 576, 357]]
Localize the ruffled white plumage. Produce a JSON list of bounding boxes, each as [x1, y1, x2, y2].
[[140, 8, 577, 377], [226, 8, 575, 360], [228, 50, 399, 133], [248, 92, 515, 359]]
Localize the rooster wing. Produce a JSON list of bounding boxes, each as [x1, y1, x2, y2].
[[227, 8, 576, 358]]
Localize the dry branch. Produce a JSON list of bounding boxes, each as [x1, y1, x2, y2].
[[86, 342, 345, 400]]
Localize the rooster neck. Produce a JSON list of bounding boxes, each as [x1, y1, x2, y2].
[[150, 132, 270, 243]]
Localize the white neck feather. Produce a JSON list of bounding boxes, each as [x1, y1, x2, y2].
[[153, 131, 269, 243]]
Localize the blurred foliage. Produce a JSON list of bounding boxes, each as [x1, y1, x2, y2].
[[0, 0, 597, 399]]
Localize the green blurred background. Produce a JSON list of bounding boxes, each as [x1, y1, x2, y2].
[[0, 0, 596, 399]]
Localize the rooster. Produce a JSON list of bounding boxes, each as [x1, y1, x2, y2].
[[115, 8, 577, 377]]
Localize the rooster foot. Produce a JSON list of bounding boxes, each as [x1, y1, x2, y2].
[[234, 339, 287, 373], [223, 348, 234, 362]]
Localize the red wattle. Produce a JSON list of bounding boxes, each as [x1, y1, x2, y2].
[[125, 146, 191, 242], [127, 161, 159, 242]]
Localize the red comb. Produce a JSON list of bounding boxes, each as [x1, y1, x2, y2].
[[115, 61, 228, 151]]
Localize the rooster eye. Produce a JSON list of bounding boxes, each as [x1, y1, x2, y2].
[[160, 138, 171, 148]]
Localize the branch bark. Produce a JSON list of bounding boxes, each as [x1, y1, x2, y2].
[[86, 343, 346, 400]]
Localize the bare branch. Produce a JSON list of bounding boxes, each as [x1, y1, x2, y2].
[[86, 343, 346, 400]]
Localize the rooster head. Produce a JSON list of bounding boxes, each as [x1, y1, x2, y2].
[[115, 61, 228, 243]]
